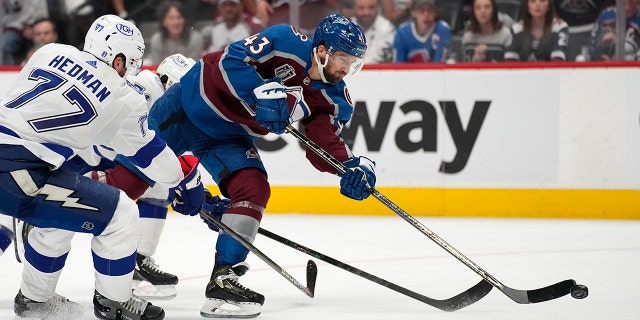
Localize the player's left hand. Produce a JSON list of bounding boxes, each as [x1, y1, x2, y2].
[[171, 155, 205, 216], [339, 156, 376, 200], [200, 189, 230, 232]]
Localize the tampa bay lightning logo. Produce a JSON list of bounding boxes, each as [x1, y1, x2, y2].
[[116, 23, 135, 36]]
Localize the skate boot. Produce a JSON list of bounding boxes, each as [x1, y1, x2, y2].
[[93, 290, 165, 320], [200, 262, 265, 318], [14, 290, 84, 319], [132, 253, 178, 299]]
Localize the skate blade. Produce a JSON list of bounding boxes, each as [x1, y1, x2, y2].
[[131, 282, 177, 300], [200, 298, 261, 318], [17, 299, 85, 320]]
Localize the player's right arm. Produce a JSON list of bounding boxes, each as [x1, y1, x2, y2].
[[105, 86, 182, 189], [218, 24, 311, 105]]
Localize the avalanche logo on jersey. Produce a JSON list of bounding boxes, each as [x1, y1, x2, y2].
[[408, 48, 431, 63], [285, 86, 310, 122]]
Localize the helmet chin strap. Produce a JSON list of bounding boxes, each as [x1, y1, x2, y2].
[[313, 47, 330, 84]]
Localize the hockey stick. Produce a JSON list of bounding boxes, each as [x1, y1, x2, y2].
[[257, 227, 492, 311], [199, 210, 317, 298], [285, 124, 586, 305], [12, 218, 22, 263]]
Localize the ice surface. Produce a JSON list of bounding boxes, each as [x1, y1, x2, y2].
[[1, 214, 638, 319]]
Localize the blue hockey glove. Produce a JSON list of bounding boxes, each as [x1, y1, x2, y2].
[[253, 82, 289, 134], [171, 155, 205, 216], [200, 189, 230, 232], [339, 156, 376, 200]]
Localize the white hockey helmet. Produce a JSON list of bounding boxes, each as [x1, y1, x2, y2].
[[126, 69, 165, 110], [156, 53, 195, 89], [83, 14, 145, 75]]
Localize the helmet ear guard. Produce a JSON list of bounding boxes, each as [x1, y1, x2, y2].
[[83, 15, 145, 75]]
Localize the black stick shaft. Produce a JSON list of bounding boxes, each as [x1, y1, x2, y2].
[[258, 227, 492, 311], [285, 124, 577, 304], [200, 211, 316, 298]]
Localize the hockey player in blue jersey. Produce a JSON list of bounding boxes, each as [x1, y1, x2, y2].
[[148, 13, 376, 318], [0, 15, 184, 320], [393, 0, 453, 63]]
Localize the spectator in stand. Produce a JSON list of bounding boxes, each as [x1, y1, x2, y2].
[[148, 1, 204, 65], [21, 18, 59, 66], [504, 0, 570, 61], [462, 0, 512, 62], [380, 0, 412, 26], [392, 0, 452, 63], [589, 0, 640, 61], [2, 0, 49, 65], [109, 0, 157, 22], [202, 0, 263, 52], [255, 0, 340, 35], [553, 0, 604, 27], [461, 0, 516, 30], [352, 0, 396, 63]]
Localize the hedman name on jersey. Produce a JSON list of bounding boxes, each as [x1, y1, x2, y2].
[[48, 55, 112, 102]]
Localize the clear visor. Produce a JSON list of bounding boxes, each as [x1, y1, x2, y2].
[[331, 53, 365, 75], [127, 57, 143, 76]]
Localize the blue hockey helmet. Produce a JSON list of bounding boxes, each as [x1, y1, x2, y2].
[[312, 14, 367, 60]]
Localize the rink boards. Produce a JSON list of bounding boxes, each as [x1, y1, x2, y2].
[[1, 62, 638, 219]]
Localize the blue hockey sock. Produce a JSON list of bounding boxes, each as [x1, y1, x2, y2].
[[215, 233, 249, 266]]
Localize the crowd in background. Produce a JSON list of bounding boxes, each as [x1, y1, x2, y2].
[[2, 0, 640, 66]]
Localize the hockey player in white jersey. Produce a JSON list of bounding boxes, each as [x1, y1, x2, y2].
[[0, 15, 184, 320], [124, 54, 197, 300]]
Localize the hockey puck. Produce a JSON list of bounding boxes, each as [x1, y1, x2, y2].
[[570, 284, 588, 299]]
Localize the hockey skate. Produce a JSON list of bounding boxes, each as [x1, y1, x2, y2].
[[14, 290, 84, 319], [200, 262, 265, 318], [132, 253, 178, 300], [94, 290, 165, 320]]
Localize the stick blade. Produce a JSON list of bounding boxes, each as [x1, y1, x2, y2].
[[527, 279, 576, 303], [306, 260, 318, 297], [502, 279, 576, 304]]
